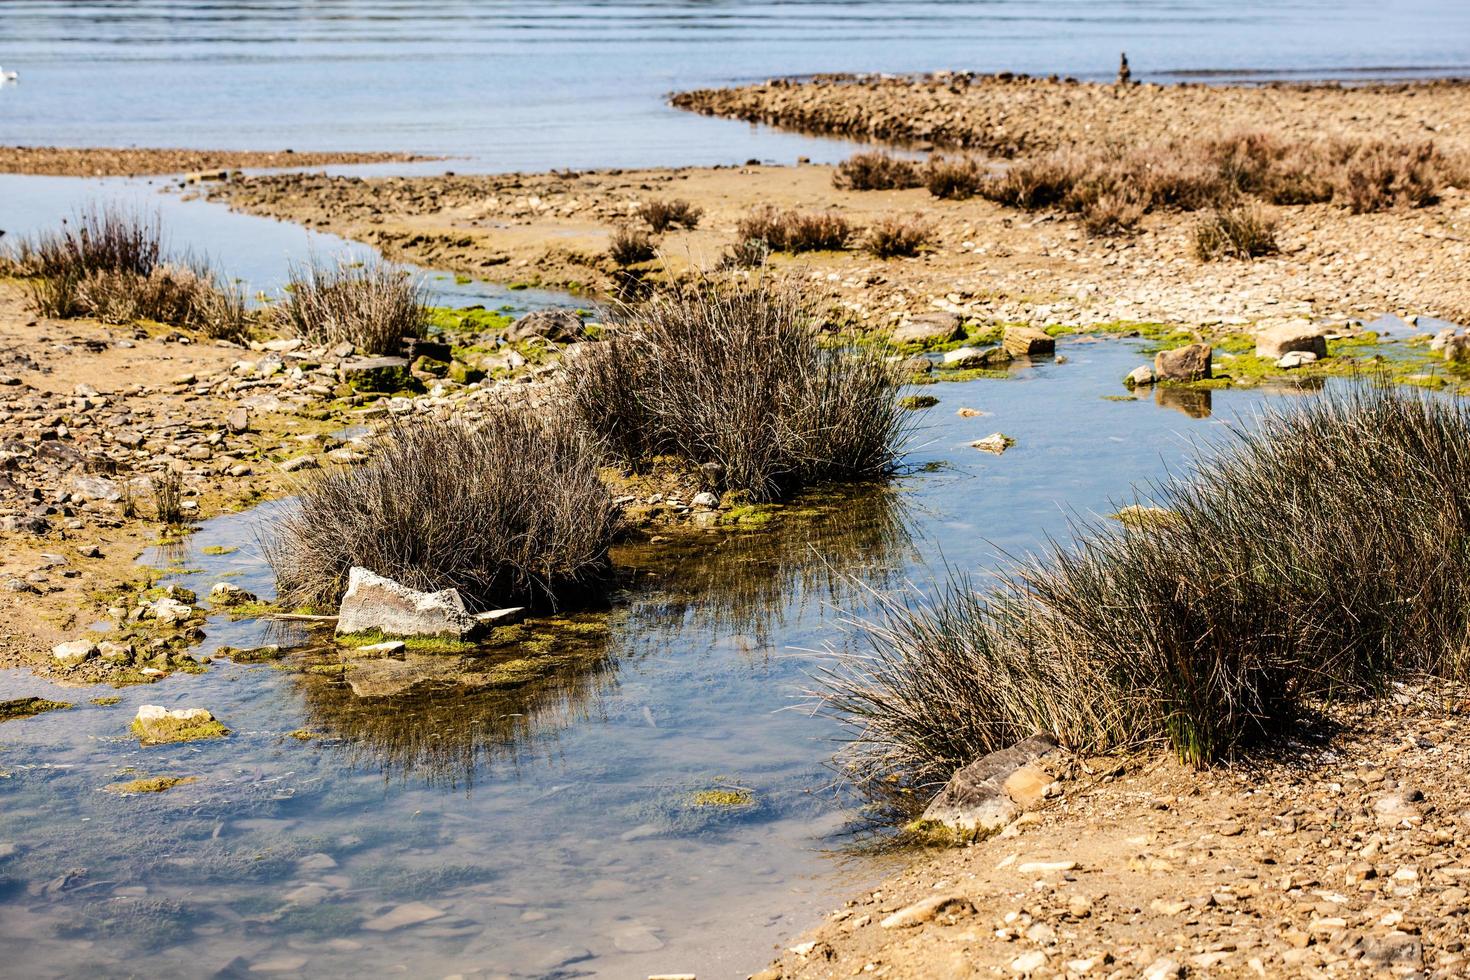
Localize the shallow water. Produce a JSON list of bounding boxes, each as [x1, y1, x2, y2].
[[0, 341, 1354, 978], [3, 1, 1470, 172]]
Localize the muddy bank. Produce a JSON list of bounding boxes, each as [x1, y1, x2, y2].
[[0, 146, 433, 178], [752, 688, 1470, 978], [671, 75, 1470, 157], [208, 161, 1470, 334]]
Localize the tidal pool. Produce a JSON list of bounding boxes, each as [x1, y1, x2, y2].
[[0, 341, 1352, 977]]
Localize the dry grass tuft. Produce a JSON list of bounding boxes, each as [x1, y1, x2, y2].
[[264, 407, 620, 613], [1194, 202, 1280, 261], [833, 152, 922, 191], [635, 198, 704, 233], [862, 214, 933, 258], [272, 259, 426, 355], [922, 155, 987, 200], [814, 384, 1470, 807], [564, 274, 905, 502], [736, 206, 852, 252], [607, 226, 658, 266]]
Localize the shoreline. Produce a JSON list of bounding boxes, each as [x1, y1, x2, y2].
[[0, 146, 435, 178]]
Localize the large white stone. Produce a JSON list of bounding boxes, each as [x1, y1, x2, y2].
[[335, 567, 480, 639]]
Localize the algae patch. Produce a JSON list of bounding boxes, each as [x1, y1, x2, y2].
[[691, 787, 757, 808], [131, 706, 229, 745], [105, 775, 198, 795], [0, 697, 72, 722]]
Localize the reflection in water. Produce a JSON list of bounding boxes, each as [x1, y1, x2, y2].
[[1155, 385, 1213, 419], [616, 483, 915, 644], [291, 485, 911, 787]]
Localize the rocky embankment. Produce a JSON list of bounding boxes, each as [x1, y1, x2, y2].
[[671, 75, 1470, 157], [0, 145, 432, 177], [754, 689, 1470, 979]]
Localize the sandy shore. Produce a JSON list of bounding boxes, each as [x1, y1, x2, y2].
[[0, 145, 433, 177], [671, 75, 1470, 156], [208, 160, 1470, 336]]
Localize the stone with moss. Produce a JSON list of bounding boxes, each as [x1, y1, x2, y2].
[[691, 787, 757, 808], [0, 697, 72, 722], [900, 394, 939, 410], [105, 775, 198, 794], [131, 705, 229, 745]]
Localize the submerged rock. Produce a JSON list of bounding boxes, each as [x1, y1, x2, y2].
[[208, 582, 257, 606], [914, 734, 1067, 842], [971, 433, 1015, 455], [335, 566, 479, 640]]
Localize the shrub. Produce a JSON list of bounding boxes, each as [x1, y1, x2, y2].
[[1336, 140, 1445, 213], [607, 226, 657, 266], [1193, 202, 1279, 260], [736, 206, 851, 252], [564, 275, 905, 502], [814, 384, 1470, 805], [151, 472, 185, 525], [862, 214, 933, 258], [923, 155, 987, 200], [833, 152, 921, 191], [273, 259, 425, 355], [635, 198, 703, 233], [264, 406, 620, 613]]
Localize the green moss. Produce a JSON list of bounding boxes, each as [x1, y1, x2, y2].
[[427, 305, 516, 334], [287, 729, 320, 741], [691, 788, 757, 808], [131, 716, 229, 745], [110, 670, 163, 688], [903, 817, 988, 847], [89, 695, 122, 706], [218, 644, 285, 663], [303, 663, 354, 677], [720, 503, 779, 528], [105, 775, 197, 794], [900, 394, 939, 410], [200, 545, 237, 556], [0, 697, 72, 721], [337, 631, 477, 654]]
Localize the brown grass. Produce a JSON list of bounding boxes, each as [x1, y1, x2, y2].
[[922, 155, 987, 200], [833, 152, 922, 191], [736, 206, 852, 252], [862, 214, 933, 258], [1194, 202, 1280, 261], [272, 258, 426, 355], [608, 226, 657, 266], [636, 198, 704, 233]]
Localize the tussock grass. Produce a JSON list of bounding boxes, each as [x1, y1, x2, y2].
[[922, 155, 987, 200], [265, 407, 620, 613], [736, 206, 852, 252], [8, 206, 252, 341], [272, 259, 425, 355], [815, 384, 1470, 806], [978, 133, 1465, 232], [833, 152, 922, 191], [608, 226, 657, 266], [564, 274, 905, 502], [636, 198, 703, 233], [862, 214, 933, 258], [1193, 202, 1280, 261]]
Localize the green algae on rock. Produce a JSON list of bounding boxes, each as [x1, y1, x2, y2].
[[691, 787, 757, 808], [130, 705, 229, 745], [104, 775, 198, 794], [0, 697, 72, 722]]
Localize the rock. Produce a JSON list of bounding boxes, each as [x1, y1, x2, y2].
[[1255, 322, 1328, 360], [943, 345, 1012, 369], [1444, 335, 1470, 362], [1277, 350, 1318, 369], [340, 356, 418, 393], [1003, 325, 1055, 357], [1017, 860, 1077, 874], [1010, 950, 1048, 974], [971, 433, 1015, 455], [917, 734, 1065, 840], [150, 597, 195, 626], [97, 640, 134, 664], [51, 640, 97, 665], [70, 475, 121, 503], [474, 606, 526, 628], [335, 566, 480, 639], [1125, 365, 1156, 388], [691, 491, 719, 509], [1430, 328, 1457, 351], [279, 455, 318, 473], [891, 313, 965, 346], [1362, 933, 1423, 967], [209, 582, 257, 606], [362, 901, 444, 932], [1141, 958, 1183, 980], [132, 705, 227, 744], [1153, 343, 1211, 382], [506, 309, 584, 343], [899, 355, 933, 376], [226, 408, 249, 433], [1374, 790, 1425, 827], [878, 894, 974, 929]]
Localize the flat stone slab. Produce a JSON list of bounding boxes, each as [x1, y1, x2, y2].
[[335, 566, 479, 639]]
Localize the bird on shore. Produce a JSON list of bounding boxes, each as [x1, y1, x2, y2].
[[0, 66, 17, 83]]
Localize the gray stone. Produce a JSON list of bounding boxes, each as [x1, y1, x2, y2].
[[692, 491, 719, 509], [1444, 335, 1470, 363], [1125, 365, 1156, 387], [209, 582, 257, 606], [890, 313, 965, 346], [1255, 323, 1328, 360], [362, 901, 444, 932], [1277, 350, 1318, 369], [943, 345, 1012, 369], [70, 475, 121, 503], [1154, 343, 1211, 382], [918, 734, 1066, 840], [98, 640, 134, 664], [335, 566, 479, 639], [51, 640, 97, 666], [226, 408, 249, 433], [506, 309, 584, 343]]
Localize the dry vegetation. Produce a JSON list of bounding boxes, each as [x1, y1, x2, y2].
[[832, 151, 921, 191], [736, 205, 853, 252], [607, 225, 657, 266], [273, 258, 426, 355], [565, 275, 904, 502], [1193, 202, 1280, 261], [265, 408, 620, 613], [817, 385, 1470, 807], [635, 197, 704, 233], [861, 213, 932, 258]]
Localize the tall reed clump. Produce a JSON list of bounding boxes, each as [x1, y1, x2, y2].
[[273, 259, 426, 355], [264, 406, 621, 613], [815, 384, 1470, 806], [9, 206, 252, 341], [564, 275, 906, 502], [833, 152, 922, 191], [736, 206, 852, 252]]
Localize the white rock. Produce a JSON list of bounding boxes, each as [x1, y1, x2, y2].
[[1125, 365, 1156, 387], [335, 567, 479, 639], [51, 640, 97, 665], [692, 491, 719, 509], [1277, 350, 1319, 369]]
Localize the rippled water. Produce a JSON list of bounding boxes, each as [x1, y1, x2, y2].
[[2, 1, 1469, 171], [0, 338, 1361, 978]]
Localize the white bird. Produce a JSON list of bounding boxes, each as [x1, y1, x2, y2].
[[0, 67, 17, 83]]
